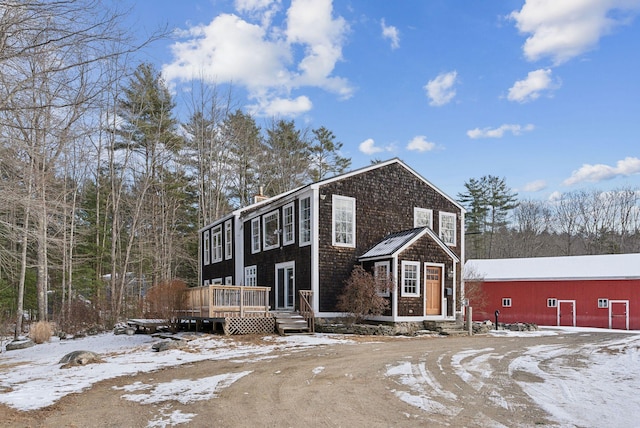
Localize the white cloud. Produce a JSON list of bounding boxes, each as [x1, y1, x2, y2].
[[424, 71, 458, 106], [381, 19, 400, 49], [508, 68, 558, 103], [246, 95, 312, 117], [510, 0, 640, 65], [359, 138, 383, 155], [563, 156, 640, 185], [548, 191, 563, 202], [523, 179, 547, 192], [467, 123, 535, 139], [162, 0, 351, 117], [406, 135, 436, 152]]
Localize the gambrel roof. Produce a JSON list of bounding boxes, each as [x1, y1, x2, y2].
[[465, 253, 640, 282]]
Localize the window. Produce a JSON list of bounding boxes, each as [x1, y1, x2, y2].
[[251, 218, 260, 254], [439, 212, 456, 246], [401, 261, 420, 297], [212, 278, 223, 285], [244, 265, 257, 287], [332, 195, 356, 247], [502, 298, 512, 307], [598, 298, 609, 308], [374, 261, 391, 297], [203, 230, 210, 265], [225, 276, 233, 285], [299, 196, 311, 246], [203, 279, 210, 286], [283, 203, 295, 245], [414, 207, 433, 228], [547, 298, 557, 308], [224, 220, 233, 260], [263, 210, 280, 250], [212, 225, 222, 263]]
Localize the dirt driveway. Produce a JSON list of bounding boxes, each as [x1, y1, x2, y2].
[[0, 330, 631, 427]]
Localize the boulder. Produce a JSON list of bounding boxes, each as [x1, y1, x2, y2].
[[152, 340, 186, 352], [59, 350, 103, 369], [5, 339, 35, 351]]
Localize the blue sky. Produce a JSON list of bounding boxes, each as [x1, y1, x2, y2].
[[124, 0, 640, 200]]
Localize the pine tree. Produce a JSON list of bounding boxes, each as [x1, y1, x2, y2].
[[309, 126, 351, 182]]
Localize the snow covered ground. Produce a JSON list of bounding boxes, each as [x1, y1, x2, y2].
[[2, 327, 639, 427]]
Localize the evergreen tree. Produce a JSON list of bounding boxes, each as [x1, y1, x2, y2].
[[263, 119, 311, 196], [309, 126, 351, 181], [458, 175, 518, 258]]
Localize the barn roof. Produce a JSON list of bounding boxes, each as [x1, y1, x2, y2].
[[465, 253, 640, 282]]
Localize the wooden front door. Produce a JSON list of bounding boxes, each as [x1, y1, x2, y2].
[[609, 300, 629, 330], [425, 266, 442, 316]]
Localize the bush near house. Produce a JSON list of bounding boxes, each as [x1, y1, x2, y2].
[[337, 266, 390, 324], [144, 280, 187, 331]]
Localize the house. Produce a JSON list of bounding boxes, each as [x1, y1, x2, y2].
[[464, 254, 640, 330], [199, 158, 465, 325]]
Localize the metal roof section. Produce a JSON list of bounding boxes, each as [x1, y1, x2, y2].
[[359, 228, 427, 259], [359, 227, 460, 263], [465, 253, 640, 281]]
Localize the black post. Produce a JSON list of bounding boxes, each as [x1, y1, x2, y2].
[[494, 310, 500, 330]]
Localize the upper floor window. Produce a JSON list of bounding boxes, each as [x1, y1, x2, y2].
[[283, 202, 295, 245], [299, 196, 311, 246], [251, 218, 260, 254], [203, 230, 210, 265], [244, 265, 257, 287], [414, 207, 433, 229], [332, 195, 356, 247], [224, 220, 233, 260], [439, 212, 456, 246], [212, 224, 222, 263], [374, 261, 391, 297], [401, 261, 420, 297], [263, 210, 280, 250]]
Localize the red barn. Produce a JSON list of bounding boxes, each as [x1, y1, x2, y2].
[[464, 254, 640, 330]]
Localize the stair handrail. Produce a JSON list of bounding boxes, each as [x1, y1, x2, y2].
[[298, 290, 314, 332]]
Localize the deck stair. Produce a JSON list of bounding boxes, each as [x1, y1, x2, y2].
[[272, 311, 311, 335], [423, 320, 468, 336]]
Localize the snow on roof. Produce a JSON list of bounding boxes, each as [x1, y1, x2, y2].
[[359, 228, 426, 259], [465, 253, 640, 281]]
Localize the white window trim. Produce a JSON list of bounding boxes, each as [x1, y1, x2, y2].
[[224, 220, 233, 260], [502, 298, 512, 307], [439, 211, 457, 246], [212, 278, 223, 285], [332, 195, 356, 248], [414, 207, 433, 229], [598, 298, 609, 308], [263, 210, 280, 251], [547, 298, 557, 308], [251, 218, 261, 254], [225, 276, 233, 285], [283, 202, 295, 246], [212, 225, 222, 263], [401, 261, 420, 297], [374, 261, 391, 297], [203, 230, 210, 266], [244, 265, 257, 287], [299, 196, 311, 246]]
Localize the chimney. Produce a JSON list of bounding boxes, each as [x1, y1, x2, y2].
[[254, 186, 269, 204]]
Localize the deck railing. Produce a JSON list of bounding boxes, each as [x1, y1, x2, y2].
[[180, 285, 271, 318], [299, 290, 315, 332]]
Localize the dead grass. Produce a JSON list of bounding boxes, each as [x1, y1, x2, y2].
[[29, 321, 53, 344]]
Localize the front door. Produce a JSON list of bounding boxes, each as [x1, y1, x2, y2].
[[425, 265, 442, 316], [609, 300, 629, 330], [276, 262, 295, 310], [557, 300, 576, 326]]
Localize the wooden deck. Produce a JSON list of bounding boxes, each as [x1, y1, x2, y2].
[[177, 285, 275, 334]]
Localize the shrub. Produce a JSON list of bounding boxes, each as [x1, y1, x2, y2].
[[144, 279, 187, 331], [337, 265, 390, 324], [30, 321, 53, 344]]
